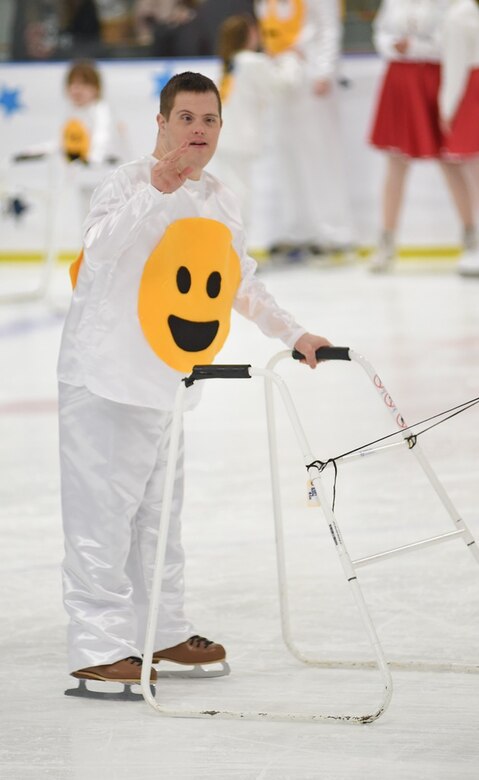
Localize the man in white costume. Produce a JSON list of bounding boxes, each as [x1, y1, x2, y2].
[[254, 0, 354, 258], [58, 71, 331, 691]]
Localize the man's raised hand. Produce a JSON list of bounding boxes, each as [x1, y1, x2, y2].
[[151, 141, 193, 193]]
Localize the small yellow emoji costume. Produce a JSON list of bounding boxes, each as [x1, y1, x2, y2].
[[138, 218, 241, 373], [62, 118, 91, 162], [257, 0, 304, 56]]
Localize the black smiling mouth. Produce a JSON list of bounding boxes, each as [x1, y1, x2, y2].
[[168, 315, 219, 352]]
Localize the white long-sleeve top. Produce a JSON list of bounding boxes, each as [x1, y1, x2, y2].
[[255, 0, 341, 80], [373, 0, 450, 62], [57, 156, 306, 411], [217, 50, 300, 156], [439, 0, 479, 121]]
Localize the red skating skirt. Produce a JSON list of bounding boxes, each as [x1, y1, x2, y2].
[[443, 69, 479, 159], [369, 61, 442, 158]]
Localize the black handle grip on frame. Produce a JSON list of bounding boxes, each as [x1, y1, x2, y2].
[[292, 346, 351, 362], [184, 364, 252, 387]]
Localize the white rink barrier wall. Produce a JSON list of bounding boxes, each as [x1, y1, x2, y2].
[[0, 56, 471, 258]]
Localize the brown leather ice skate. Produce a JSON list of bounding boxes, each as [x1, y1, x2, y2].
[[153, 635, 226, 666], [72, 655, 157, 683]]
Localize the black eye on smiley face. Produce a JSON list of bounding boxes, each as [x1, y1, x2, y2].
[[206, 271, 221, 298], [176, 265, 191, 293], [168, 265, 223, 353], [176, 265, 221, 298]]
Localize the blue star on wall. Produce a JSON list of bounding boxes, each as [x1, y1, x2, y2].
[[152, 70, 175, 99], [5, 195, 30, 220], [0, 85, 24, 117]]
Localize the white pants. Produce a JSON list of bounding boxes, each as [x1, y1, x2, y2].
[[269, 85, 354, 247], [58, 383, 194, 672]]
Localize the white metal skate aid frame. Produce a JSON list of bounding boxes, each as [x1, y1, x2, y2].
[[141, 347, 479, 724]]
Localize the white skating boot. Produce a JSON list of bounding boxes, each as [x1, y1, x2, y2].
[[458, 227, 479, 276], [368, 232, 395, 273], [463, 226, 478, 252], [457, 250, 479, 276]]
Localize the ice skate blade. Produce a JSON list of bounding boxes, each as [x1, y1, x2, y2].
[[64, 678, 156, 701], [368, 261, 393, 274], [155, 660, 231, 679], [458, 267, 479, 277]]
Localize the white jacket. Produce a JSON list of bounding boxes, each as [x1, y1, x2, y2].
[[58, 156, 305, 410], [373, 0, 450, 62]]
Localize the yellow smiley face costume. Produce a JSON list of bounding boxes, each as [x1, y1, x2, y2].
[[257, 0, 304, 56], [62, 118, 90, 162], [138, 218, 241, 373]]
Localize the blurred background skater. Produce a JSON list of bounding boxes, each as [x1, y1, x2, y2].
[[368, 0, 478, 273], [10, 59, 126, 217], [211, 13, 300, 242], [254, 0, 354, 264], [57, 59, 127, 211], [3, 59, 127, 301], [440, 0, 479, 276]]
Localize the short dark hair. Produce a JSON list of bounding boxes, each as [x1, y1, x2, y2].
[[160, 72, 222, 119]]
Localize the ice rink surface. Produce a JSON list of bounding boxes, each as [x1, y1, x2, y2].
[[1, 258, 478, 779]]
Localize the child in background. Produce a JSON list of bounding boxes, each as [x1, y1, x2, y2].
[[211, 14, 299, 240], [440, 0, 479, 276], [12, 60, 125, 217], [60, 60, 118, 167], [14, 60, 122, 166]]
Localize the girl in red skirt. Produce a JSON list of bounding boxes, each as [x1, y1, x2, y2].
[[440, 0, 479, 275], [369, 0, 478, 272]]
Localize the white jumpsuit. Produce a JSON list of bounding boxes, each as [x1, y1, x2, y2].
[[58, 156, 306, 672]]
